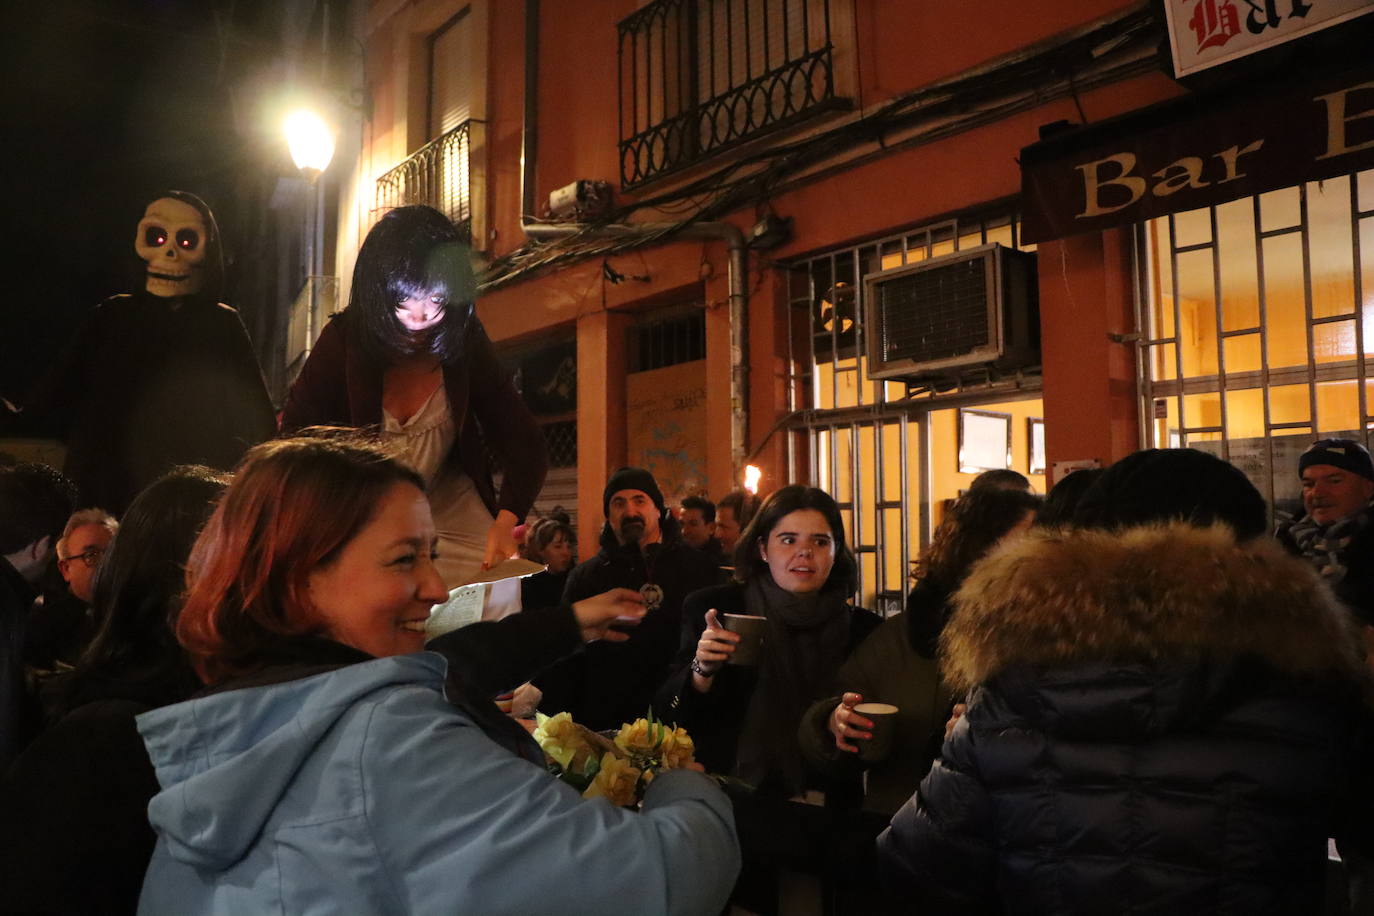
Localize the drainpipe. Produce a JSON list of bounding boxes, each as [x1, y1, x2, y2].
[[518, 0, 750, 480]]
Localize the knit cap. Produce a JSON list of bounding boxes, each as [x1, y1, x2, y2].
[[1298, 438, 1374, 482], [1072, 448, 1267, 540], [602, 467, 665, 516]]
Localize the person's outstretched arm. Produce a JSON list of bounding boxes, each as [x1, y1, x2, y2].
[[365, 686, 740, 916]]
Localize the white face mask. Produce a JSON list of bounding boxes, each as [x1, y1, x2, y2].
[[134, 197, 209, 297]]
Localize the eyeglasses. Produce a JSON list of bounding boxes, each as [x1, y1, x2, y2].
[[60, 548, 105, 569]]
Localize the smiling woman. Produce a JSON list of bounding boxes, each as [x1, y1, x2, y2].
[[137, 434, 740, 915]]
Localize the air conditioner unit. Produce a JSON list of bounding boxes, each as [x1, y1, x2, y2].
[[863, 243, 1038, 381]]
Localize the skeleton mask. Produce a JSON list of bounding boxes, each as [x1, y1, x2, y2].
[[135, 197, 208, 297]]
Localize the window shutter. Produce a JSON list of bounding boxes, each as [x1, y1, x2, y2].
[[429, 10, 473, 138]]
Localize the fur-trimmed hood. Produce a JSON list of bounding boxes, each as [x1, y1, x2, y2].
[[941, 523, 1365, 693]]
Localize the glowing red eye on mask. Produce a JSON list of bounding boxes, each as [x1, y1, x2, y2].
[[144, 226, 168, 247], [176, 229, 200, 251]]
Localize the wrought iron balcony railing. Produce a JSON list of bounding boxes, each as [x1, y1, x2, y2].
[[617, 0, 844, 188], [375, 119, 485, 238]]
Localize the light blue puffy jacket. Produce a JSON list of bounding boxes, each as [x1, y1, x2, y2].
[[136, 652, 739, 915]]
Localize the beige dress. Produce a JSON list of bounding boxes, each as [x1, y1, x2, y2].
[[382, 379, 495, 588]]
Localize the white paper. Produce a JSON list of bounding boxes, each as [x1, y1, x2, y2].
[[426, 583, 487, 639]]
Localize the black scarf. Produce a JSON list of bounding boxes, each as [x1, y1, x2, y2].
[[734, 574, 851, 795]]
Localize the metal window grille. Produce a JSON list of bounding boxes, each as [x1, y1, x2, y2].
[[629, 309, 707, 372], [542, 419, 579, 468], [616, 0, 843, 187], [785, 210, 1037, 612], [375, 119, 484, 236], [1137, 169, 1374, 524]]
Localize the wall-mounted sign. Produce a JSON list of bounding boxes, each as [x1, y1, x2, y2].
[[1021, 62, 1374, 242], [1164, 0, 1374, 78], [1050, 459, 1103, 485]]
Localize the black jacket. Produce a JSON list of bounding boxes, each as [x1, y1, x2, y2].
[[536, 523, 722, 731], [655, 582, 880, 785], [878, 523, 1374, 915], [12, 293, 274, 513], [0, 558, 38, 773]]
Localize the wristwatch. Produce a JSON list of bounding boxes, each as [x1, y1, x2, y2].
[[689, 657, 715, 678]]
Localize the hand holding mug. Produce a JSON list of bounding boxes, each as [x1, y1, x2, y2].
[[693, 609, 740, 679], [828, 691, 874, 754]]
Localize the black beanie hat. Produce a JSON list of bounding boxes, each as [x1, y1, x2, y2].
[[1299, 438, 1374, 482], [603, 467, 665, 516], [1073, 448, 1267, 540]]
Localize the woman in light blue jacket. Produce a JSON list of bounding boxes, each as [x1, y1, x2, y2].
[[136, 435, 739, 916]]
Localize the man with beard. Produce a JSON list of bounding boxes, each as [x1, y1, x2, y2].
[[535, 468, 721, 730]]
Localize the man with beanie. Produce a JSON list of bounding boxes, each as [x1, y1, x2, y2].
[[1276, 437, 1374, 624], [534, 467, 722, 730]]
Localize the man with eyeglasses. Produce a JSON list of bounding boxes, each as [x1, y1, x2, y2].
[[54, 510, 117, 606], [25, 510, 119, 677]]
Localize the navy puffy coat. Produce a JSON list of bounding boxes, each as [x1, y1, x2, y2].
[[877, 523, 1374, 915]]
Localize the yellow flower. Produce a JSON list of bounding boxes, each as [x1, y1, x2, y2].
[[614, 719, 659, 756], [582, 753, 642, 807], [657, 728, 695, 769], [533, 712, 594, 773], [613, 718, 696, 770]]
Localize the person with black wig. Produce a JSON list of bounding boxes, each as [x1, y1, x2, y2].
[[0, 465, 228, 915], [656, 485, 880, 914], [281, 205, 547, 586]]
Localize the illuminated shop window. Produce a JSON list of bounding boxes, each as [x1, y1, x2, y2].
[[1139, 169, 1374, 519]]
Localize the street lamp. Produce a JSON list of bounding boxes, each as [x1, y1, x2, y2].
[[283, 107, 335, 356], [284, 108, 335, 176]]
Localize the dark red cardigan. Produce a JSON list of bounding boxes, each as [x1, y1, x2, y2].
[[279, 314, 548, 522]]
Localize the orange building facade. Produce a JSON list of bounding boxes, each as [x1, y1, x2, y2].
[[338, 0, 1374, 610]]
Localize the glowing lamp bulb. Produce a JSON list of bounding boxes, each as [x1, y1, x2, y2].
[[285, 109, 336, 174], [743, 465, 762, 494]]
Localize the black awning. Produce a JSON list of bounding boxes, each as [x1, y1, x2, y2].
[[1019, 61, 1374, 243]]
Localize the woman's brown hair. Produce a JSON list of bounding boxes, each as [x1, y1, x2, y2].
[[176, 433, 424, 684]]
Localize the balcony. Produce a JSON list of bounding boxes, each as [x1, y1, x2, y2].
[[375, 119, 486, 240], [617, 0, 845, 188]]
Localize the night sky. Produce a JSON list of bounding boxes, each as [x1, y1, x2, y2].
[[1, 0, 286, 406]]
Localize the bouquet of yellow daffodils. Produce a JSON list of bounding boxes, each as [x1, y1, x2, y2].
[[533, 710, 696, 808]]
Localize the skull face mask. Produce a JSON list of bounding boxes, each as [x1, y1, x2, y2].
[[135, 197, 208, 297]]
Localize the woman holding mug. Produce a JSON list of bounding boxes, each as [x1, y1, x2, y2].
[[656, 485, 878, 914], [281, 205, 546, 586], [136, 436, 738, 915]]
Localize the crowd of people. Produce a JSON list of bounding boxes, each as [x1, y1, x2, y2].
[[3, 203, 1374, 914]]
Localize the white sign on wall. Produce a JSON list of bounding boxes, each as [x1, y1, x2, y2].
[[1164, 0, 1374, 77]]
